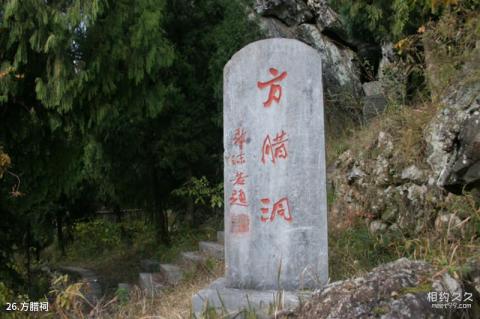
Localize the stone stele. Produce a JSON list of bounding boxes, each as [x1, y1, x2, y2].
[[224, 38, 328, 290], [192, 38, 328, 316]]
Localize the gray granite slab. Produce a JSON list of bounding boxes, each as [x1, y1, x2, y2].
[[223, 38, 328, 290]]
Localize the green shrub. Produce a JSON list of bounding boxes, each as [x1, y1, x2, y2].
[[330, 0, 478, 42], [66, 219, 156, 260], [422, 5, 480, 98], [69, 220, 122, 257], [172, 176, 223, 209], [329, 222, 399, 280]]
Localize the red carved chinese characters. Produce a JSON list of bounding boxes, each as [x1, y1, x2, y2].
[[231, 172, 248, 186], [229, 189, 248, 207], [226, 154, 246, 166], [260, 197, 292, 222], [228, 128, 248, 214], [257, 68, 288, 107], [227, 127, 247, 165], [261, 130, 288, 164], [233, 128, 247, 151]]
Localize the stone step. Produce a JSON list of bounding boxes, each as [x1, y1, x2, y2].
[[57, 266, 102, 303], [181, 251, 207, 266], [199, 241, 224, 260], [140, 259, 162, 272], [217, 231, 225, 245], [139, 272, 164, 295], [159, 264, 183, 285]]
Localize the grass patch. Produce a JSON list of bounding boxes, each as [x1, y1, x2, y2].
[[155, 225, 217, 263], [45, 259, 225, 318], [328, 192, 480, 282], [47, 218, 217, 298], [328, 221, 399, 281]]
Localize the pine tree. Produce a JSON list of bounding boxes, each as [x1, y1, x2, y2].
[[0, 0, 259, 293]]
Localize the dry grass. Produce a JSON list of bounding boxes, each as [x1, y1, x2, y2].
[[42, 259, 224, 319], [328, 192, 480, 282], [104, 260, 224, 319], [153, 261, 224, 319]]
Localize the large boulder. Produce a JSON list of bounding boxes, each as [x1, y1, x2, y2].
[[291, 258, 473, 319], [331, 131, 441, 234], [253, 0, 363, 130], [295, 24, 361, 97], [426, 80, 480, 195], [424, 29, 480, 196], [305, 0, 345, 35], [254, 0, 313, 26]]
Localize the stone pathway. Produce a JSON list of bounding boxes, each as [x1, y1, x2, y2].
[[138, 230, 225, 294], [57, 266, 102, 304]]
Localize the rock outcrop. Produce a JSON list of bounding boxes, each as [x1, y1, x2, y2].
[[331, 40, 479, 232], [255, 0, 313, 27], [331, 129, 450, 235], [426, 80, 480, 195], [290, 258, 475, 319], [423, 23, 480, 197], [252, 0, 363, 128]]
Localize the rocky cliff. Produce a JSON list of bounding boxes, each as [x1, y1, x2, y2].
[[289, 258, 477, 319], [247, 2, 480, 318], [329, 10, 480, 234], [251, 0, 367, 132], [250, 0, 479, 232]]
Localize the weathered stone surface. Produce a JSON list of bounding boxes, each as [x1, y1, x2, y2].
[[139, 273, 164, 295], [347, 166, 365, 184], [224, 38, 328, 290], [305, 0, 345, 36], [255, 0, 313, 27], [441, 111, 480, 191], [363, 81, 383, 97], [159, 264, 183, 286], [256, 20, 362, 104], [253, 4, 363, 130], [199, 241, 224, 260], [192, 277, 307, 317], [256, 15, 296, 38], [181, 251, 207, 266], [426, 80, 480, 194], [464, 257, 480, 296], [329, 130, 448, 234], [295, 24, 361, 98], [401, 165, 426, 184], [291, 258, 463, 319]]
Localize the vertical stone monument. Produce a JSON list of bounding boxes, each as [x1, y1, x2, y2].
[[193, 38, 328, 314]]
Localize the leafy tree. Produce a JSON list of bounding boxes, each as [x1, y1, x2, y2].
[[0, 0, 96, 292], [0, 0, 260, 295]]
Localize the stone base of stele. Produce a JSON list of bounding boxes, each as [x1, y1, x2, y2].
[[192, 277, 312, 318]]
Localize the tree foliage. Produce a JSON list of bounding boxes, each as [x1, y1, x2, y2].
[[0, 0, 259, 294], [330, 0, 478, 43]]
